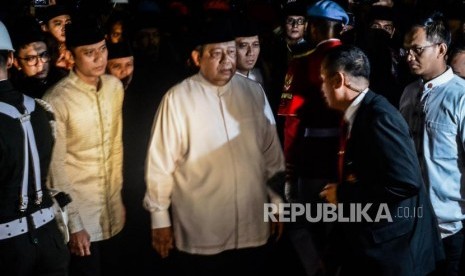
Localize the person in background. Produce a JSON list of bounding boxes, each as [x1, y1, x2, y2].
[[319, 44, 444, 276], [361, 5, 409, 108], [0, 20, 69, 276], [9, 16, 64, 98], [43, 17, 125, 276], [106, 42, 134, 90], [39, 4, 74, 71], [281, 0, 311, 57], [448, 41, 465, 78], [278, 1, 349, 274], [400, 12, 465, 276], [369, 6, 396, 38], [233, 16, 263, 84], [39, 4, 71, 44], [266, 0, 312, 145], [105, 11, 131, 44], [144, 18, 285, 276]]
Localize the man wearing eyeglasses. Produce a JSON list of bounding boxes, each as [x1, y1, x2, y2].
[[283, 9, 308, 56], [266, 0, 312, 145], [9, 17, 64, 99], [400, 12, 465, 276]]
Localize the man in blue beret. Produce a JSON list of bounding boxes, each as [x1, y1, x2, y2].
[[278, 0, 348, 274], [307, 0, 349, 25]]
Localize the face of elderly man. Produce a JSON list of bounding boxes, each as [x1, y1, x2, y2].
[[193, 41, 237, 86]]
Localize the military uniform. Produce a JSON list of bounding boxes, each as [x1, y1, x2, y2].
[[0, 80, 69, 276]]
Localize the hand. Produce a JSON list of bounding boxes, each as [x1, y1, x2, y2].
[[319, 183, 338, 205], [152, 227, 174, 258], [69, 229, 91, 256]]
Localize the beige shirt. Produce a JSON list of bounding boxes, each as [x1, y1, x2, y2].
[[43, 70, 125, 242], [144, 73, 285, 255]]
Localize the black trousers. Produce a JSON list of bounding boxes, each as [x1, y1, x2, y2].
[[0, 220, 70, 276], [430, 228, 465, 276], [173, 244, 270, 276], [69, 231, 123, 276]]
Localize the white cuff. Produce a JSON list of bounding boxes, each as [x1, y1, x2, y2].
[[151, 210, 172, 229]]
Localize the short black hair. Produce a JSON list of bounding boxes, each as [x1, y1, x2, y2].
[[414, 11, 451, 47], [322, 45, 370, 80]]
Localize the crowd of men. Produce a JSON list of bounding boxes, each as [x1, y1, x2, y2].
[[1, 0, 465, 275]]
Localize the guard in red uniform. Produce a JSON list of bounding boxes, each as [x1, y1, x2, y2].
[[278, 1, 349, 274]]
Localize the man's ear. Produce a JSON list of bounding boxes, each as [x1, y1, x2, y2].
[[12, 57, 20, 70], [6, 52, 14, 69], [191, 50, 201, 67], [333, 72, 344, 89], [41, 23, 48, 33], [438, 43, 448, 59]]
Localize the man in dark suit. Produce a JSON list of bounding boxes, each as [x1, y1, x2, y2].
[[319, 45, 444, 275]]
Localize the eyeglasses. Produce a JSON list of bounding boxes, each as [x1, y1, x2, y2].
[[401, 44, 440, 57], [17, 51, 51, 66], [286, 18, 306, 26]]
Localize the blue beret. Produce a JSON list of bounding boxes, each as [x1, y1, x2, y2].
[[307, 0, 349, 25]]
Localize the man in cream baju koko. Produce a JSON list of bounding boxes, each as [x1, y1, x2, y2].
[[43, 17, 125, 275]]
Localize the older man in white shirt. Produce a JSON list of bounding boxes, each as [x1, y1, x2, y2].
[[144, 18, 285, 275]]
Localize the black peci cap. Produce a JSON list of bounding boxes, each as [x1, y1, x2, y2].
[[368, 6, 395, 23], [232, 16, 259, 38], [282, 1, 307, 17], [107, 42, 133, 60], [193, 15, 235, 48], [65, 16, 105, 48], [10, 17, 45, 50], [39, 5, 71, 23]]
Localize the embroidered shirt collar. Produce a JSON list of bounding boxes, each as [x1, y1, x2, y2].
[[69, 69, 102, 93]]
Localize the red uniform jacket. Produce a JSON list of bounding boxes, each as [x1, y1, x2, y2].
[[279, 39, 342, 178]]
